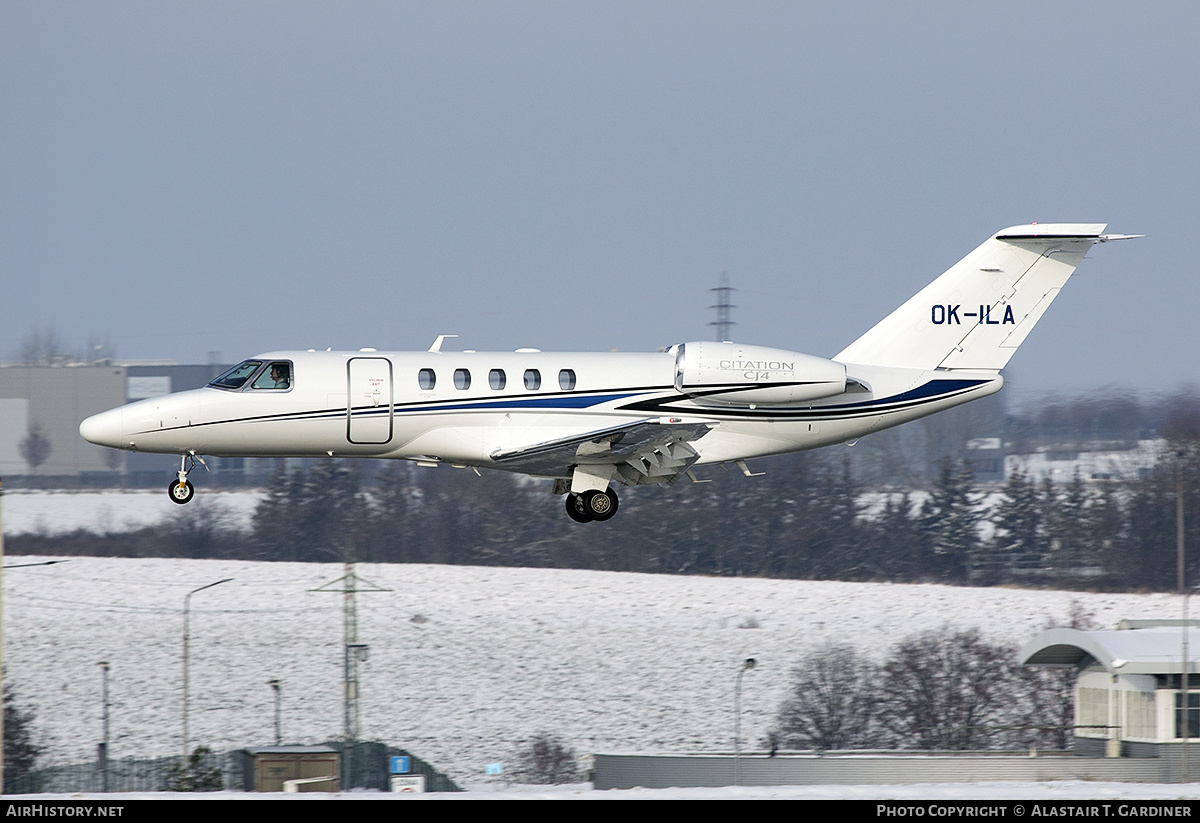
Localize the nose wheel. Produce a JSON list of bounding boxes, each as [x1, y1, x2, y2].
[[169, 479, 195, 504], [168, 453, 205, 505]]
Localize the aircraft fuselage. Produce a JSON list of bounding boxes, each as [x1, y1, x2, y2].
[[80, 347, 1001, 471]]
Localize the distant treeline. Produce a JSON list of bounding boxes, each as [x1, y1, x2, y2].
[[12, 433, 1200, 591]]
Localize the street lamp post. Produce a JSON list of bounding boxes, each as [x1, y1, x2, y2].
[[1179, 451, 1187, 594], [268, 679, 282, 746], [1180, 447, 1192, 783], [734, 658, 756, 786], [1183, 586, 1200, 783], [182, 578, 232, 762], [98, 661, 110, 792]]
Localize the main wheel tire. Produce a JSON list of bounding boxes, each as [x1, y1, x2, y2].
[[583, 488, 619, 521], [565, 493, 593, 523], [169, 480, 195, 505]]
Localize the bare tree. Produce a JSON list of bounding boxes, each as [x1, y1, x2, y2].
[[17, 327, 75, 365], [102, 447, 122, 472], [18, 424, 52, 474], [4, 688, 43, 785], [770, 621, 1099, 756], [510, 733, 580, 784], [770, 643, 885, 750], [882, 627, 1020, 750], [163, 746, 223, 791]]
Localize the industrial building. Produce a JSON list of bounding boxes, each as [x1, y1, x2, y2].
[[0, 361, 241, 484]]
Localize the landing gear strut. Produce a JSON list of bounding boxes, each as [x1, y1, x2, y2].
[[168, 453, 201, 505], [565, 487, 619, 523]]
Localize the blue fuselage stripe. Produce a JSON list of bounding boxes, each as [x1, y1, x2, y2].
[[139, 378, 990, 436]]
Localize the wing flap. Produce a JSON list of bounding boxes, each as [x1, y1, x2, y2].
[[489, 417, 717, 484]]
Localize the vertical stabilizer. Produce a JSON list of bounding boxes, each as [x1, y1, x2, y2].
[[835, 224, 1111, 371]]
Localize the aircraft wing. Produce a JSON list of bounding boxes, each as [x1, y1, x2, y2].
[[489, 417, 718, 486]]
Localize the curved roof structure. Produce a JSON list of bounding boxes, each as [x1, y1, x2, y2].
[[1020, 626, 1200, 675]]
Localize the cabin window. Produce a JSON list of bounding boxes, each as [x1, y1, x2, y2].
[[208, 360, 263, 390], [454, 368, 471, 390], [559, 369, 576, 391], [251, 361, 293, 390], [489, 369, 506, 390], [418, 368, 436, 390], [524, 369, 541, 390]]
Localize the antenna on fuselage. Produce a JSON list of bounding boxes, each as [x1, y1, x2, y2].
[[428, 334, 459, 352]]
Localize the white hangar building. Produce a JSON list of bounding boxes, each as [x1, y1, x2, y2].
[[1021, 620, 1200, 759]]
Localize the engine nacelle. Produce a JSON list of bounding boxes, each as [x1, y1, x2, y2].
[[673, 341, 846, 406]]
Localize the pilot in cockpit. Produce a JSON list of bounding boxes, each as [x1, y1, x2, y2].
[[269, 363, 291, 389]]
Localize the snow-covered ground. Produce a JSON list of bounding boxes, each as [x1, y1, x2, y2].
[[2, 554, 1180, 791], [21, 781, 1200, 799], [2, 490, 1193, 799], [2, 488, 262, 535]]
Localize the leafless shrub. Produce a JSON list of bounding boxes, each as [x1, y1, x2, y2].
[[18, 424, 52, 474], [771, 643, 885, 750], [511, 733, 580, 784], [882, 627, 1023, 750]]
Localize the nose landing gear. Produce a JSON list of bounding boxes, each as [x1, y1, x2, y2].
[[168, 453, 206, 505], [169, 478, 195, 504]]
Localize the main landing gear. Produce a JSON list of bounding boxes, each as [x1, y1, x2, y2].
[[565, 487, 619, 523], [168, 453, 204, 505]]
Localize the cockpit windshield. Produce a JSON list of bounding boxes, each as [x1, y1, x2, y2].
[[208, 360, 263, 390]]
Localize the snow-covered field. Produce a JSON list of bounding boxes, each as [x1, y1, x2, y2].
[[2, 489, 1193, 799], [2, 489, 262, 535], [22, 781, 1200, 800], [2, 554, 1180, 787]]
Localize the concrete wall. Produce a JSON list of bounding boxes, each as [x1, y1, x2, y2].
[[0, 366, 126, 477], [593, 751, 1175, 790]]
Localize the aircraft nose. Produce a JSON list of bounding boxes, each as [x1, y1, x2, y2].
[[79, 407, 126, 449]]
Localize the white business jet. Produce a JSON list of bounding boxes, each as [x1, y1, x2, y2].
[[80, 224, 1135, 522]]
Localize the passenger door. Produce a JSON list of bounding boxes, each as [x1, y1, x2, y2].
[[347, 357, 393, 444]]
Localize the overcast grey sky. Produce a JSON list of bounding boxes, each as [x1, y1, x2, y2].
[[2, 2, 1193, 400]]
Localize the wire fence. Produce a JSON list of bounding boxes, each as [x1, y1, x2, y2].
[[5, 742, 461, 794]]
